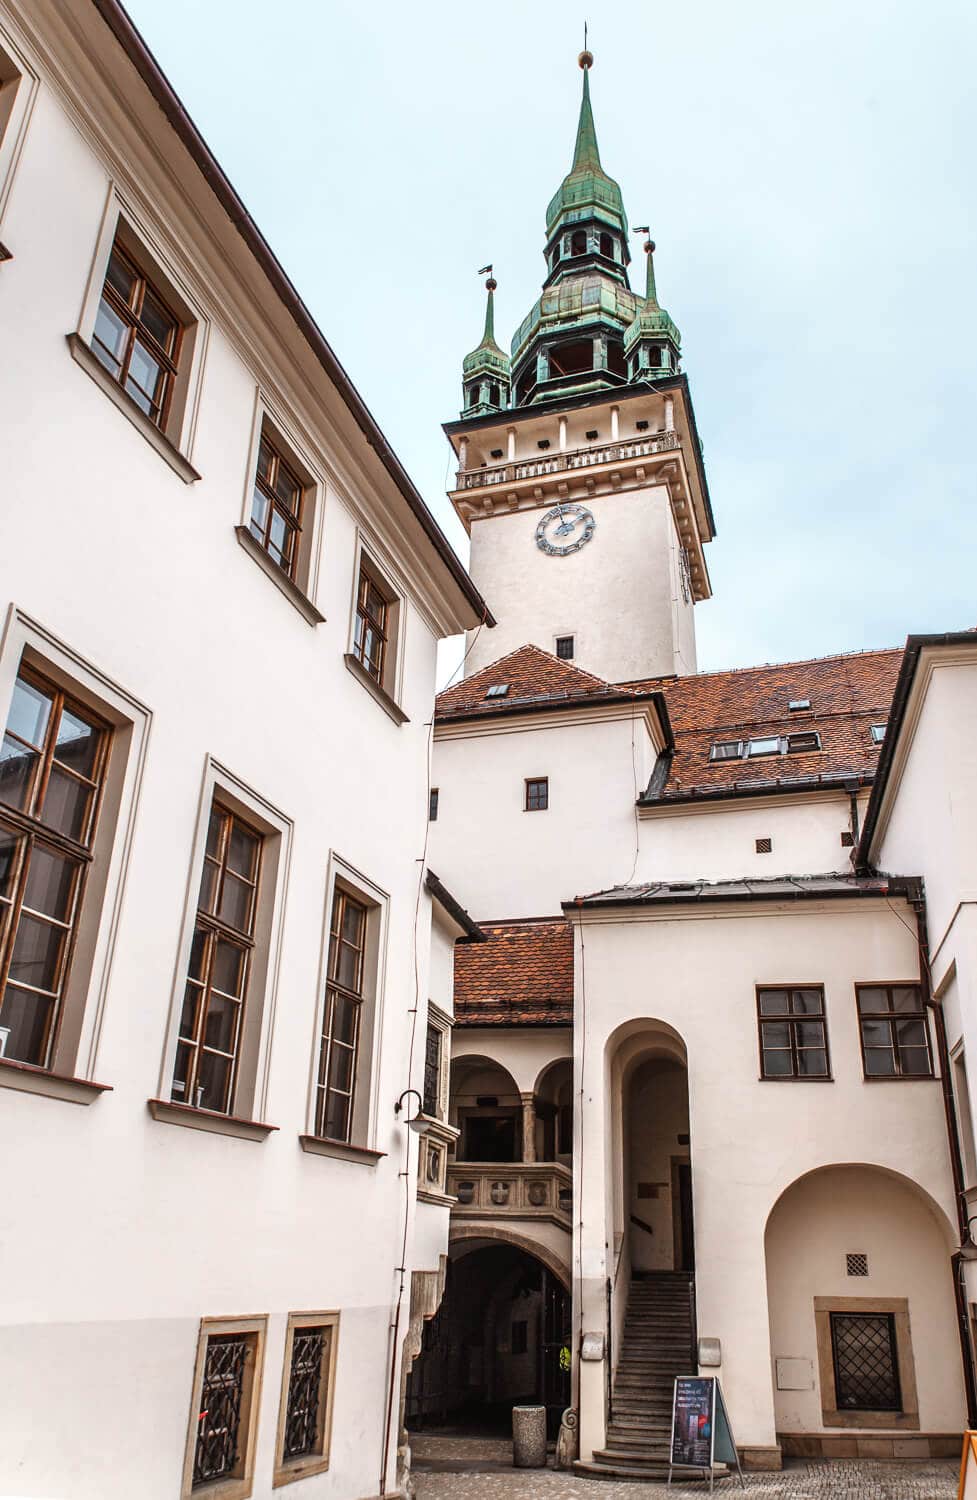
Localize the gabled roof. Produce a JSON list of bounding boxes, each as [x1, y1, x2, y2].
[[633, 647, 902, 805], [436, 644, 659, 725], [453, 918, 573, 1027]]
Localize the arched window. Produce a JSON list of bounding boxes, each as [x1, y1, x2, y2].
[[607, 340, 627, 378], [570, 229, 587, 256], [599, 232, 614, 259], [552, 243, 561, 267], [489, 383, 501, 407], [469, 384, 481, 407]]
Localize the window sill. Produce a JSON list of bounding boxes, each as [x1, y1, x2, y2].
[[861, 1074, 937, 1083], [343, 653, 409, 725], [417, 1187, 457, 1209], [299, 1133, 386, 1165], [273, 1454, 330, 1489], [234, 526, 325, 625], [147, 1097, 278, 1141], [758, 1075, 834, 1083], [66, 333, 201, 485], [0, 1056, 112, 1105]]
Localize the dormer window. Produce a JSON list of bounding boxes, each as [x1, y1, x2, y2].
[[710, 733, 822, 762], [570, 230, 587, 256], [485, 684, 509, 700], [747, 737, 781, 758]]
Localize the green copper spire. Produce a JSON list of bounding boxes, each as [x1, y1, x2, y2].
[[571, 58, 601, 173], [624, 232, 682, 374], [545, 53, 627, 240], [461, 269, 510, 416]]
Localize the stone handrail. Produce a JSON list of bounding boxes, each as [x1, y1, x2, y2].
[[447, 1160, 572, 1225], [456, 430, 681, 491]]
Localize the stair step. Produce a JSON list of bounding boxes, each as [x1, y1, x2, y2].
[[573, 1460, 671, 1482], [593, 1447, 671, 1465]]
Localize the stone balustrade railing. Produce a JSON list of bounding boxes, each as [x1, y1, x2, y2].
[[447, 1160, 572, 1227], [456, 430, 681, 491]]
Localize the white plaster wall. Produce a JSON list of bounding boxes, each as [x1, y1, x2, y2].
[[0, 24, 456, 1499], [627, 1060, 690, 1272], [430, 909, 458, 1019], [431, 716, 655, 920], [572, 900, 959, 1462], [636, 793, 867, 885], [463, 483, 695, 684], [765, 1165, 963, 1434], [452, 1026, 571, 1096]]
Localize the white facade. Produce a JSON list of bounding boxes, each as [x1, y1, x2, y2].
[[0, 4, 485, 1498]]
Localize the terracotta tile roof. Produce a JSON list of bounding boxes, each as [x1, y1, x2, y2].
[[437, 644, 614, 719], [454, 918, 573, 1026], [437, 640, 902, 804], [633, 647, 902, 803]]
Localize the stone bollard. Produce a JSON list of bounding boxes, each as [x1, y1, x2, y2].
[[512, 1404, 547, 1468]]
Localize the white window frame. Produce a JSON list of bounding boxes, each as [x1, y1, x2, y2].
[[71, 186, 209, 476], [0, 605, 152, 1099], [155, 757, 292, 1132], [0, 21, 39, 237], [304, 852, 389, 1157], [236, 392, 328, 625]]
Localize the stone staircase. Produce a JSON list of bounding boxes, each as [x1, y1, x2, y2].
[[575, 1271, 695, 1481]]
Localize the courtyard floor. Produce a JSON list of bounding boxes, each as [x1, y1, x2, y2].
[[410, 1437, 959, 1499]]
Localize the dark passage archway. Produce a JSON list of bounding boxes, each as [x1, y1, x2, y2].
[[406, 1242, 570, 1437]]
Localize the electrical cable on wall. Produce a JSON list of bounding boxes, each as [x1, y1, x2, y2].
[[378, 609, 487, 1494]]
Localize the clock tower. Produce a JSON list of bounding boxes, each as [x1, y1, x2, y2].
[[443, 52, 715, 684]]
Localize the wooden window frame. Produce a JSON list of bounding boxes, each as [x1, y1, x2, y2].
[[273, 1311, 340, 1488], [248, 430, 305, 582], [181, 1315, 267, 1500], [555, 635, 575, 660], [525, 777, 549, 812], [171, 801, 264, 1116], [154, 761, 291, 1135], [0, 667, 110, 1071], [91, 240, 184, 432], [353, 564, 389, 686], [314, 885, 369, 1144], [0, 28, 38, 231], [756, 985, 831, 1081], [855, 983, 933, 1080]]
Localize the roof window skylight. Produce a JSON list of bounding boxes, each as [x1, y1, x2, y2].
[[788, 698, 811, 711], [870, 722, 886, 744], [485, 683, 510, 699]]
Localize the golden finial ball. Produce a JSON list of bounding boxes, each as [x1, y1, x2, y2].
[[486, 277, 497, 292], [578, 49, 594, 69]]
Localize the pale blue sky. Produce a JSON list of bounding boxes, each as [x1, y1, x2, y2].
[[124, 0, 977, 677]]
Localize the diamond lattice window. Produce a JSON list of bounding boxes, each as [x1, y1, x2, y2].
[[830, 1312, 901, 1411], [283, 1327, 327, 1460]]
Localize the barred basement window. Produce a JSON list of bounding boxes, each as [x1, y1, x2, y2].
[[274, 1312, 339, 1486], [757, 986, 829, 1079], [755, 837, 772, 854], [182, 1316, 265, 1500], [830, 1312, 901, 1411], [856, 984, 933, 1078], [847, 1253, 869, 1277]]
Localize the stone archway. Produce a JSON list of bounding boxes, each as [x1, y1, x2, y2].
[[406, 1234, 571, 1437], [764, 1163, 964, 1458]]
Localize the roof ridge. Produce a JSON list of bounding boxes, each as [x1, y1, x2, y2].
[[437, 640, 611, 704], [615, 643, 903, 690]]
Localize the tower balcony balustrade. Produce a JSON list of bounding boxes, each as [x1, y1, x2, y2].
[[455, 429, 682, 492]]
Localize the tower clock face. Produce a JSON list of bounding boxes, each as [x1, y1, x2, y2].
[[535, 503, 596, 557]]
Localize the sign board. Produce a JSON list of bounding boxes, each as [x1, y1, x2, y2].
[[668, 1377, 745, 1492], [959, 1432, 977, 1499]]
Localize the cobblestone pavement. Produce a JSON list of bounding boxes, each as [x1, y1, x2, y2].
[[410, 1437, 958, 1499]]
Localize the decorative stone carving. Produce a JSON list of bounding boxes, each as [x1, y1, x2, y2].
[[527, 1181, 548, 1207], [490, 1180, 511, 1206]]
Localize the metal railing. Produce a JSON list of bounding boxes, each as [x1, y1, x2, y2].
[[456, 430, 681, 491]]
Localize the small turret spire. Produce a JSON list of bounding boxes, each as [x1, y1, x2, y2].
[[478, 265, 498, 347], [634, 228, 659, 307]]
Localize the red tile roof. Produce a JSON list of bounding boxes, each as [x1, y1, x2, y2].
[[634, 647, 901, 802], [454, 918, 573, 1026], [437, 644, 615, 719], [437, 640, 901, 804]]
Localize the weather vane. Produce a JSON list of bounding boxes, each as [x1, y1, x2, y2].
[[478, 264, 496, 290]]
